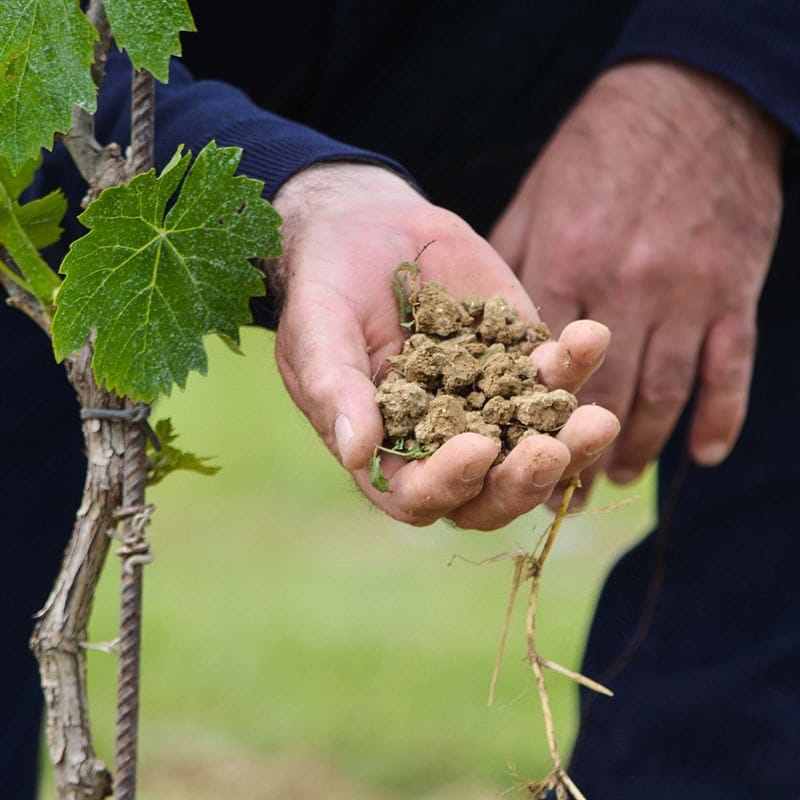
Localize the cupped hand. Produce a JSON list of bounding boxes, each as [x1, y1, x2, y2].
[[491, 59, 783, 490], [272, 163, 619, 529]]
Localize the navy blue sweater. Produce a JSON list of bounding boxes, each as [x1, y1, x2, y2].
[[33, 0, 799, 328], [40, 1, 800, 237], [179, 0, 800, 231]]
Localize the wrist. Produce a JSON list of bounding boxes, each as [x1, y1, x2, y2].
[[268, 162, 428, 309], [591, 59, 784, 167], [273, 161, 423, 223]]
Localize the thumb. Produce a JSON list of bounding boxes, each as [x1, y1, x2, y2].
[[275, 291, 385, 471]]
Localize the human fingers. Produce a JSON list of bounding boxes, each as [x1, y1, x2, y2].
[[353, 433, 500, 526], [544, 404, 619, 512], [607, 321, 703, 483], [531, 320, 611, 393], [555, 404, 620, 479], [447, 434, 570, 531], [576, 313, 647, 449], [688, 312, 756, 466], [275, 285, 385, 471]]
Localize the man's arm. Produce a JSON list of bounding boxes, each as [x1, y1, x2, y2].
[[36, 49, 620, 530], [491, 8, 790, 494]]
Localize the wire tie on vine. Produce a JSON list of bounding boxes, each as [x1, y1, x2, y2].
[[80, 403, 162, 450], [112, 503, 154, 575]]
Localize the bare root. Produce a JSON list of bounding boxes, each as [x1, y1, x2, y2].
[[483, 477, 611, 799]]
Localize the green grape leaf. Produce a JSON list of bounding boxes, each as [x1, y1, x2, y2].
[[147, 418, 220, 486], [0, 176, 61, 304], [0, 1, 97, 172], [369, 451, 392, 493], [217, 332, 244, 356], [52, 141, 282, 402], [104, 0, 196, 83], [14, 190, 67, 249], [0, 154, 41, 200]]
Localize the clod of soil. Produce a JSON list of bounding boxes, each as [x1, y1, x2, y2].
[[375, 379, 431, 438], [375, 278, 578, 466]]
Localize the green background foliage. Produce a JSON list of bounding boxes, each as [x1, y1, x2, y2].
[[39, 332, 653, 799]]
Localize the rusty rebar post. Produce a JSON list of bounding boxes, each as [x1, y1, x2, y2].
[[113, 68, 156, 800], [129, 70, 155, 176], [113, 452, 150, 800]]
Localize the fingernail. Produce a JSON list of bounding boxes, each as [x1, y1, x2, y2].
[[334, 414, 353, 460], [694, 440, 729, 467], [532, 466, 562, 489], [609, 467, 638, 484], [462, 461, 486, 482], [581, 341, 607, 365]]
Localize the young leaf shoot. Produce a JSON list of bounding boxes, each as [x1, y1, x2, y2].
[[146, 418, 220, 486]]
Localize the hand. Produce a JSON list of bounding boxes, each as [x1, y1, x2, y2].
[[271, 163, 619, 530], [491, 59, 783, 490]]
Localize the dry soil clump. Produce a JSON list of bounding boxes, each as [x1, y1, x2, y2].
[[374, 276, 577, 475]]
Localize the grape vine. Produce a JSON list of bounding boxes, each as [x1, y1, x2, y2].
[[0, 2, 282, 797]]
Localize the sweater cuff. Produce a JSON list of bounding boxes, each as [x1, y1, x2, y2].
[[605, 1, 800, 140], [183, 116, 414, 329], [187, 116, 413, 202]]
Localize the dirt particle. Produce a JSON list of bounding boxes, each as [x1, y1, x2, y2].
[[465, 411, 502, 443], [464, 341, 488, 359], [504, 423, 534, 451], [441, 347, 480, 393], [466, 391, 487, 410], [482, 396, 515, 425], [375, 380, 432, 438], [403, 333, 431, 353], [478, 298, 529, 344], [481, 342, 506, 361], [531, 321, 551, 344], [512, 389, 578, 432], [374, 276, 578, 467], [478, 353, 537, 399], [415, 395, 467, 450], [412, 282, 466, 336], [403, 341, 448, 389], [461, 295, 485, 318]]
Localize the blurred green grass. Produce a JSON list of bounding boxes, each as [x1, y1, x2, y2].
[[39, 329, 654, 799]]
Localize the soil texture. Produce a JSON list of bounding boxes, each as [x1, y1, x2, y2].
[[376, 279, 577, 463]]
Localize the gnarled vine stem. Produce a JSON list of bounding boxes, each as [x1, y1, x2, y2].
[[29, 338, 126, 800], [1, 255, 126, 800]]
